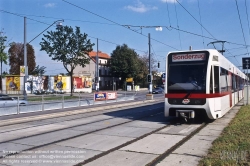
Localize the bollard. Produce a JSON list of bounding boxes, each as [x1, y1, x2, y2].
[[62, 95, 64, 109], [17, 96, 20, 114], [42, 95, 44, 111], [79, 93, 81, 107]]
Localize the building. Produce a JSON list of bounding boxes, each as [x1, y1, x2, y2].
[[74, 51, 118, 90]]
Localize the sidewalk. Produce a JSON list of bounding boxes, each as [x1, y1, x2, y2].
[[156, 100, 244, 166]]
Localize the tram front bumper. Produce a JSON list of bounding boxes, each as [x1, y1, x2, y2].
[[176, 110, 195, 119]]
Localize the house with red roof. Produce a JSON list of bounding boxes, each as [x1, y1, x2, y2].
[[73, 51, 118, 90]]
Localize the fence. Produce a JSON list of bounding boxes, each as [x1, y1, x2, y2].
[[0, 91, 135, 116]]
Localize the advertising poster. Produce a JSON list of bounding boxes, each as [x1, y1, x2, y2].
[[6, 76, 20, 91], [107, 92, 117, 100], [26, 76, 49, 92], [94, 92, 106, 101], [73, 76, 92, 89], [20, 66, 25, 76], [54, 75, 67, 90]]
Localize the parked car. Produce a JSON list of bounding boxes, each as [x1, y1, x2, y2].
[[0, 93, 8, 97], [0, 96, 28, 106], [152, 87, 164, 94]]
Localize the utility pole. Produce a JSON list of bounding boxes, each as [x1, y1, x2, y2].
[[246, 59, 249, 105], [95, 38, 99, 92], [24, 17, 27, 99], [148, 33, 152, 94]]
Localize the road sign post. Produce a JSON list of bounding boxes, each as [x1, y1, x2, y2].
[[242, 57, 250, 105]]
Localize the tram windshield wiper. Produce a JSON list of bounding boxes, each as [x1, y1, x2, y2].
[[184, 83, 199, 98]]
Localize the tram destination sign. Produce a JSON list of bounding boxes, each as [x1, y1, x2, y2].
[[172, 53, 206, 62], [242, 57, 250, 69]]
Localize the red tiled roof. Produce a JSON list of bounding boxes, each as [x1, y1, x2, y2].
[[89, 51, 110, 59]]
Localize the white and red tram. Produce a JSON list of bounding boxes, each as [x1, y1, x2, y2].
[[164, 49, 247, 120]]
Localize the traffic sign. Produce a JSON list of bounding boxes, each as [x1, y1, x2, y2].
[[126, 78, 133, 82], [242, 57, 250, 69]]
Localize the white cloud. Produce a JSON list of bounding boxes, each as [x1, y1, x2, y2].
[[161, 0, 176, 3], [124, 0, 158, 13], [44, 3, 56, 8]]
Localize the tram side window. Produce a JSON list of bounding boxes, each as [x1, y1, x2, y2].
[[232, 74, 236, 92], [236, 75, 239, 91], [220, 67, 228, 92], [240, 78, 244, 90], [214, 66, 219, 93], [242, 78, 246, 89], [210, 66, 213, 93]]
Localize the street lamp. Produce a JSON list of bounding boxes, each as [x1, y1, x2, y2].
[[95, 38, 99, 92], [23, 17, 64, 98]]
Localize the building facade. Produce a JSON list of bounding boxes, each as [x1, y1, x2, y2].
[[74, 51, 119, 90]]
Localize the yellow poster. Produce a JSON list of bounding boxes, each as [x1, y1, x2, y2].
[[54, 75, 67, 90], [62, 76, 67, 90], [6, 76, 20, 91], [20, 66, 25, 76]]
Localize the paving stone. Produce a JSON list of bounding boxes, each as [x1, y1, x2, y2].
[[173, 135, 217, 157], [94, 125, 155, 138], [85, 150, 158, 166], [12, 129, 86, 146], [89, 118, 131, 127], [121, 120, 167, 129], [0, 124, 68, 143], [0, 142, 34, 158], [56, 115, 111, 126], [56, 133, 133, 151], [156, 153, 201, 166], [156, 124, 200, 136], [0, 124, 36, 134], [198, 123, 225, 137], [121, 134, 185, 155], [0, 144, 101, 166], [70, 124, 107, 132]]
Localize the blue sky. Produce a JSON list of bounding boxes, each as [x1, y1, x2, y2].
[[1, 0, 250, 75]]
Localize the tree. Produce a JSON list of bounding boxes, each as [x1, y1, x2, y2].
[[0, 32, 8, 76], [8, 42, 36, 75], [30, 65, 46, 75], [136, 52, 158, 88], [109, 44, 141, 87], [40, 26, 94, 95]]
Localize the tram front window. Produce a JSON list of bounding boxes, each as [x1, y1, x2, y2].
[[167, 63, 207, 93]]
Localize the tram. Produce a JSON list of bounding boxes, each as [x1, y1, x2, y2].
[[164, 49, 247, 120]]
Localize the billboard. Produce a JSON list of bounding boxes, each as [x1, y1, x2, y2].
[[73, 76, 92, 89], [26, 76, 50, 92], [94, 92, 107, 101], [54, 75, 68, 90], [6, 76, 20, 91]]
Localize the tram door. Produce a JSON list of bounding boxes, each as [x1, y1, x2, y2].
[[210, 66, 221, 113]]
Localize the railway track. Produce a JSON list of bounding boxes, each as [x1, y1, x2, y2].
[[0, 99, 209, 166]]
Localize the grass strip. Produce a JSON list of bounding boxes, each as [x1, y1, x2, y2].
[[199, 105, 250, 166]]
